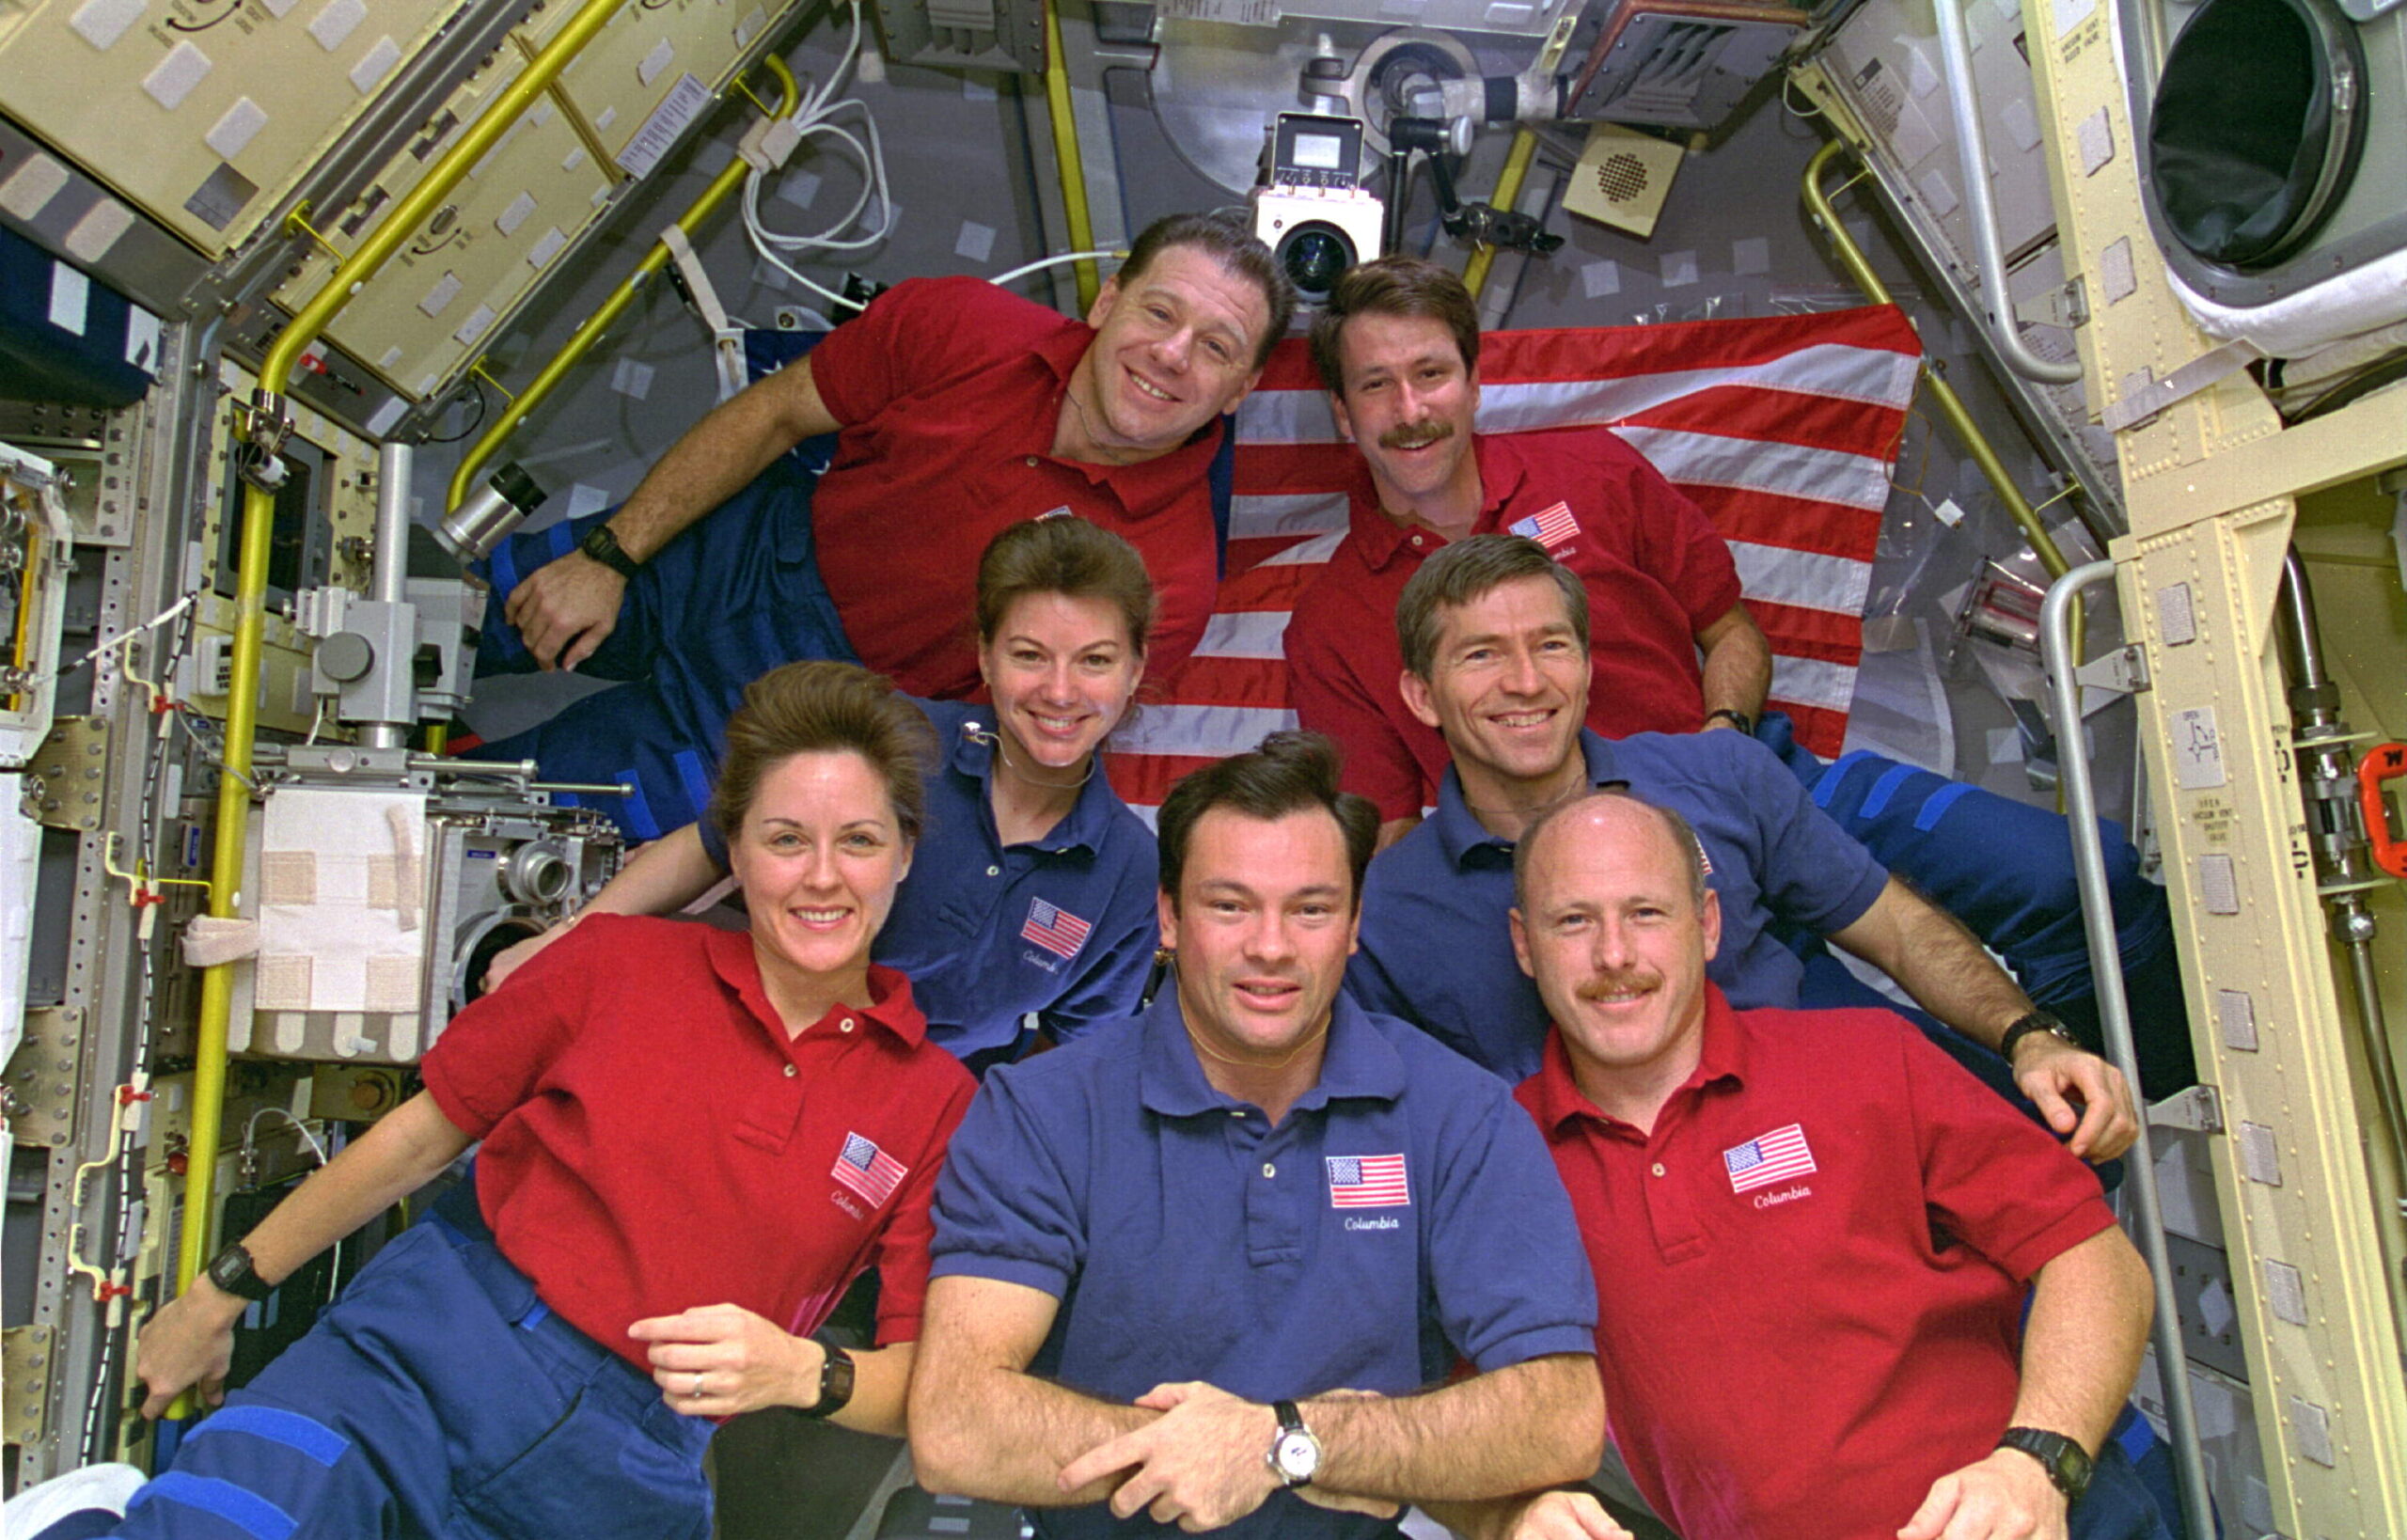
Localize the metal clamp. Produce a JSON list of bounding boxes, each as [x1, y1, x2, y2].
[[237, 390, 294, 491], [2074, 643, 2151, 697]]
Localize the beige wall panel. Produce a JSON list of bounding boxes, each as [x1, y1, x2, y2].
[[0, 0, 473, 254], [271, 0, 794, 402], [2118, 501, 2407, 1534]]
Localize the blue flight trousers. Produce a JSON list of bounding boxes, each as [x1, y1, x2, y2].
[[466, 457, 857, 840], [109, 1207, 712, 1540]]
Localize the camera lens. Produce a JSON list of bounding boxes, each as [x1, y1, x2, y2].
[[1279, 225, 1356, 300]]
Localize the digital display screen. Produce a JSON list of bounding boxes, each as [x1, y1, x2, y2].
[[1292, 133, 1345, 170]]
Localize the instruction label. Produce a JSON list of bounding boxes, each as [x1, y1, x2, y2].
[[2172, 706, 2225, 790], [617, 72, 712, 181]]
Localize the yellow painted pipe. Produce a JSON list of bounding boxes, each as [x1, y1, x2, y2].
[[1041, 0, 1100, 312], [448, 56, 801, 511], [1460, 128, 1539, 301], [173, 0, 635, 1414], [1802, 139, 2071, 581]]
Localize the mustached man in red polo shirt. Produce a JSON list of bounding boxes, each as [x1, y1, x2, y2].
[[1477, 791, 2169, 1540]]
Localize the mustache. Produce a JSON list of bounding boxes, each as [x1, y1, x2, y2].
[[1574, 971, 1660, 1002], [1378, 418, 1455, 450]]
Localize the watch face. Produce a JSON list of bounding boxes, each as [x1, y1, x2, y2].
[[1276, 1431, 1319, 1481]]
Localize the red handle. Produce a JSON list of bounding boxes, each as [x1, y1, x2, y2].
[[2359, 744, 2407, 878]]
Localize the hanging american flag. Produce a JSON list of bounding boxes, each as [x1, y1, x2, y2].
[[1724, 1123, 1817, 1194], [1020, 897, 1093, 961], [1326, 1153, 1411, 1209], [1106, 306, 1922, 813], [1507, 501, 1581, 553], [833, 1131, 907, 1207]]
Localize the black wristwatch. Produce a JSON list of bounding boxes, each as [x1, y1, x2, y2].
[[204, 1242, 274, 1302], [1998, 1009, 2079, 1062], [1704, 708, 1754, 735], [795, 1335, 856, 1420], [1266, 1399, 1321, 1488], [1998, 1426, 2093, 1503], [577, 523, 644, 581]]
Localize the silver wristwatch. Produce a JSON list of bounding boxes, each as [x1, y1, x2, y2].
[[1266, 1399, 1321, 1488]]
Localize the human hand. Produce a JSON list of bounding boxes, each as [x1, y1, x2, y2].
[[2009, 1034, 2137, 1162], [628, 1303, 818, 1419], [1502, 1490, 1638, 1540], [1057, 1380, 1281, 1532], [482, 920, 574, 994], [134, 1281, 245, 1419], [503, 549, 625, 671], [1897, 1447, 2069, 1540]]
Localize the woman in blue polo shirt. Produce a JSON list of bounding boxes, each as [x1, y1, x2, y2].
[[485, 516, 1162, 1073]]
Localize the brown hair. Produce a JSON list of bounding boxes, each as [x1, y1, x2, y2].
[[1120, 211, 1296, 370], [1156, 731, 1380, 910], [709, 662, 938, 851], [1308, 255, 1482, 397], [1515, 789, 1710, 912], [975, 516, 1156, 657], [1395, 533, 1590, 680]]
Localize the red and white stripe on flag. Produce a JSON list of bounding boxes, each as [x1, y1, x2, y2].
[[1105, 304, 1923, 815]]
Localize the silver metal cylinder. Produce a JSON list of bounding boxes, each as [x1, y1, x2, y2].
[[434, 462, 547, 565]]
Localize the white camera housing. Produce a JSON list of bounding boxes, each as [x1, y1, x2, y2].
[[1251, 113, 1386, 303]]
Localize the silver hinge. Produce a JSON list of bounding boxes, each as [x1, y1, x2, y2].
[[2075, 644, 2151, 697], [2147, 1083, 2223, 1134]]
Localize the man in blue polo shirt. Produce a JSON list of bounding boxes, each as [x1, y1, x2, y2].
[[909, 732, 1609, 1539], [1349, 534, 2139, 1163]]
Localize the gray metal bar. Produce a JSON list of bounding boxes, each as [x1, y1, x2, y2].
[[2038, 560, 2215, 1540], [1930, 0, 2084, 385]]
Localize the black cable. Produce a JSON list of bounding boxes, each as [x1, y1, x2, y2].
[[420, 377, 489, 446]]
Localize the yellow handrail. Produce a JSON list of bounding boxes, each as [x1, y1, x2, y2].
[[1041, 0, 1100, 311], [1461, 129, 1539, 302], [174, 0, 634, 1415], [448, 56, 802, 511], [1801, 139, 2072, 582]]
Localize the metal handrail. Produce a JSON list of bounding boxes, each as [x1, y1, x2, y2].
[[447, 57, 802, 513], [1929, 0, 2083, 385], [2039, 560, 2217, 1540]]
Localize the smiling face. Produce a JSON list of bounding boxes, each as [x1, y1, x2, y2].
[[727, 750, 912, 1003], [979, 589, 1144, 772], [1159, 807, 1361, 1065], [1512, 798, 1722, 1110], [1062, 244, 1271, 461], [1400, 572, 1591, 806], [1329, 310, 1483, 523]]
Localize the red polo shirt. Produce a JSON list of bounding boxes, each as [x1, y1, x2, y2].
[[421, 915, 976, 1367], [807, 276, 1224, 699], [1282, 428, 1742, 821], [1513, 989, 2115, 1540]]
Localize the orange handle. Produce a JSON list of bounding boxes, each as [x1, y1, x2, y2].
[[2359, 744, 2407, 878]]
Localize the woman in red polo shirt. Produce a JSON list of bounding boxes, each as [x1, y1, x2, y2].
[[100, 663, 976, 1540]]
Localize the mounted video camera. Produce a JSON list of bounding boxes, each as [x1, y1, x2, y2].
[[1249, 113, 1385, 305]]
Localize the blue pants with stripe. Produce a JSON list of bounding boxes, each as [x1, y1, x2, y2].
[[466, 456, 857, 841], [1761, 715, 2196, 1102], [108, 1210, 712, 1540]]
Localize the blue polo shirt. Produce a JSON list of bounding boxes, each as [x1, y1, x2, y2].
[[1349, 729, 1889, 1083], [701, 697, 1158, 1061], [928, 991, 1598, 1540]]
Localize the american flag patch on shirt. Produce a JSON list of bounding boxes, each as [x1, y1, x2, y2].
[[1723, 1124, 1817, 1194], [833, 1132, 907, 1207], [1507, 501, 1581, 554], [1020, 897, 1093, 961], [1326, 1154, 1410, 1208]]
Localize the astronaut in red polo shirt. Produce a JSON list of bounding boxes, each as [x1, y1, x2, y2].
[[1487, 790, 2169, 1540]]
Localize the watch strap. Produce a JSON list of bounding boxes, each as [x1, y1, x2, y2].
[[205, 1242, 274, 1302], [577, 523, 643, 580], [793, 1336, 856, 1420], [1704, 708, 1754, 735], [1998, 1010, 2077, 1061], [1998, 1425, 2093, 1502]]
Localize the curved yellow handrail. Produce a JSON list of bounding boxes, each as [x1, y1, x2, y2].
[[175, 0, 635, 1415], [447, 55, 803, 511]]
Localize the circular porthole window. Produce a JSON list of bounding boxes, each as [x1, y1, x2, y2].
[[2147, 0, 2369, 270]]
